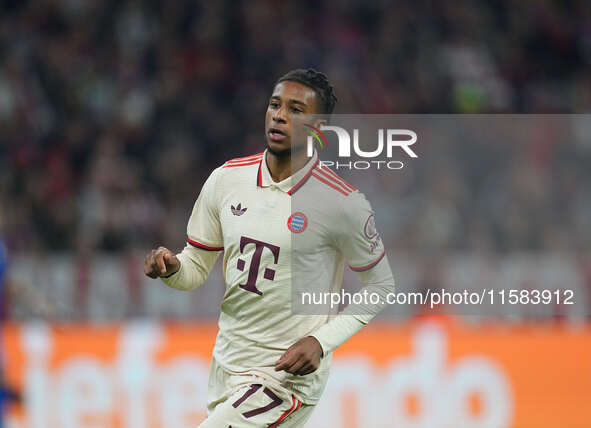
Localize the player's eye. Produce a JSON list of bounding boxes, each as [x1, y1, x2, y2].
[[290, 107, 303, 113], [269, 101, 279, 109]]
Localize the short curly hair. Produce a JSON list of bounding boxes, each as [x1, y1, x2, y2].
[[276, 68, 338, 115]]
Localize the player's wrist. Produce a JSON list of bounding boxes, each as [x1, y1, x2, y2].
[[307, 335, 325, 358]]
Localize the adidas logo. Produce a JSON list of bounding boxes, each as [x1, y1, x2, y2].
[[231, 203, 247, 216]]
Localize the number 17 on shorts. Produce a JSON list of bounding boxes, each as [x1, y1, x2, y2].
[[198, 383, 312, 427]]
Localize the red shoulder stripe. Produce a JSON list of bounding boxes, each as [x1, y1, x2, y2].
[[320, 166, 357, 191], [223, 159, 262, 168], [311, 172, 350, 196], [226, 152, 264, 163], [314, 167, 354, 195]]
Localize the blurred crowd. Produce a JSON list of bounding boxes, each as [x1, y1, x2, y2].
[[1, 0, 591, 258]]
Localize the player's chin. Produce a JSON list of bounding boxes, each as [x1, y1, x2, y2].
[[265, 138, 292, 157]]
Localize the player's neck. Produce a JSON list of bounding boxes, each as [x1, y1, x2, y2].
[[266, 150, 309, 183]]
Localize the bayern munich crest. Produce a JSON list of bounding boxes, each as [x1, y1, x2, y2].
[[287, 212, 308, 233]]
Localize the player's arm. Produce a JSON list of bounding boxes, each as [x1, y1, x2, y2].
[[144, 244, 221, 291], [309, 256, 394, 355], [143, 167, 223, 291], [275, 192, 394, 375], [310, 193, 395, 355], [275, 257, 394, 376]]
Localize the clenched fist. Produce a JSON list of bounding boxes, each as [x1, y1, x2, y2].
[[144, 247, 181, 278]]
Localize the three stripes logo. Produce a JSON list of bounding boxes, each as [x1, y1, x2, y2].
[[287, 212, 308, 233], [231, 203, 248, 216]]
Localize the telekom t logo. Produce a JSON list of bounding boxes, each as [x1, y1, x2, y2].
[[236, 236, 280, 296], [306, 125, 418, 158]]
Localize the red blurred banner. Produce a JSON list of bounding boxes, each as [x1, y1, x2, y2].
[[3, 320, 591, 428]]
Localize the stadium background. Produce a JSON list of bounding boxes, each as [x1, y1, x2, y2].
[[1, 0, 590, 427]]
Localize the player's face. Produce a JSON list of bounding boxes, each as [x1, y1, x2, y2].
[[265, 81, 320, 157]]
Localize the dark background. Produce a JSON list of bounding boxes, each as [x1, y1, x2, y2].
[[0, 0, 590, 319]]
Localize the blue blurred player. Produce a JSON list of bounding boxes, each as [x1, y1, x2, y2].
[[0, 238, 20, 428]]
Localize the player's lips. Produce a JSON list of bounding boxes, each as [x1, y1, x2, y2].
[[268, 128, 288, 141]]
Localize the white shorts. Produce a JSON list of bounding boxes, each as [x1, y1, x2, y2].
[[199, 357, 315, 427]]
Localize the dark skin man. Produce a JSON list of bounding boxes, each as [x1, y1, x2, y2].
[[144, 80, 326, 376]]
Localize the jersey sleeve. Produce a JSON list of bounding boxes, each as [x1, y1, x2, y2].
[[161, 243, 222, 291], [334, 191, 386, 271], [312, 194, 394, 355], [186, 167, 224, 250], [311, 256, 395, 355]]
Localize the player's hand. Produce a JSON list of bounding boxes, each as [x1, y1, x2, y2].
[[274, 336, 323, 376], [144, 247, 181, 278]]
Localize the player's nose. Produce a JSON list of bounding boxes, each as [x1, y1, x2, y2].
[[272, 105, 287, 123]]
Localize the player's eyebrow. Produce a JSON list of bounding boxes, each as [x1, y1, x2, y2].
[[269, 95, 308, 108], [289, 99, 308, 107]]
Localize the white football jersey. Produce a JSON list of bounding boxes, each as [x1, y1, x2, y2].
[[168, 150, 386, 404]]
